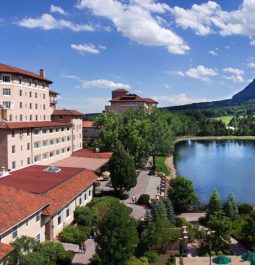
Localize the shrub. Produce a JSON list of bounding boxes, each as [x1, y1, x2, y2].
[[60, 225, 86, 244], [144, 251, 159, 263], [239, 204, 254, 215], [74, 206, 93, 226], [137, 194, 150, 205], [90, 254, 101, 265], [120, 193, 129, 200], [125, 256, 149, 265]]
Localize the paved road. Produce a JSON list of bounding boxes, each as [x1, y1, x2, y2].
[[63, 239, 96, 265]]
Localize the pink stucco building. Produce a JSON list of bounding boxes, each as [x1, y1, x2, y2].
[[0, 63, 83, 171]]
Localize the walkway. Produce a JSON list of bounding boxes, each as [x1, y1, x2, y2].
[[63, 239, 96, 265]]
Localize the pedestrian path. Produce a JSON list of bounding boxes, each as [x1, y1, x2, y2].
[[63, 239, 96, 265]]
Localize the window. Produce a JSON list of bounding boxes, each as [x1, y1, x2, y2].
[[84, 193, 87, 201], [3, 101, 11, 109], [34, 129, 39, 135], [34, 141, 40, 149], [56, 128, 59, 132], [50, 139, 54, 145], [50, 151, 54, 157], [50, 128, 53, 133], [62, 148, 65, 153], [30, 115, 32, 121], [12, 226, 18, 239], [42, 140, 48, 147], [29, 80, 32, 86], [35, 92, 37, 98], [67, 127, 70, 131], [35, 115, 38, 121], [56, 138, 59, 144], [20, 115, 23, 121], [56, 150, 60, 155], [58, 211, 62, 226], [25, 220, 29, 227], [61, 127, 64, 132], [19, 90, 22, 96], [43, 104, 45, 110], [19, 77, 22, 84], [43, 153, 48, 160], [42, 128, 47, 134], [12, 145, 15, 154], [27, 143, 30, 150], [35, 104, 38, 110], [66, 205, 70, 218], [29, 103, 32, 109], [12, 161, 16, 169], [35, 81, 38, 87], [29, 91, 32, 97], [9, 114, 12, 121], [36, 213, 41, 222], [89, 189, 91, 196], [2, 75, 11, 83], [27, 129, 30, 136], [35, 233, 40, 242], [67, 147, 70, 152], [43, 115, 46, 120], [20, 102, 22, 109], [62, 137, 65, 142], [34, 155, 41, 162], [3, 88, 10, 95], [12, 131, 15, 138], [43, 94, 45, 99], [27, 157, 30, 165], [79, 196, 82, 205]]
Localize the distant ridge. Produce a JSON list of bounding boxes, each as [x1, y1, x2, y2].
[[163, 79, 255, 111]]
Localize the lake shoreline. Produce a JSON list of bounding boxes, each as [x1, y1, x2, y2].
[[175, 135, 255, 143]]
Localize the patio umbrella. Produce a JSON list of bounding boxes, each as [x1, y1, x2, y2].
[[213, 256, 232, 264], [102, 171, 110, 177], [242, 252, 255, 262]]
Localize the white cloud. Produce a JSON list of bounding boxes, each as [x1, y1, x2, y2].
[[223, 67, 244, 83], [82, 79, 131, 89], [208, 49, 219, 56], [50, 5, 68, 16], [250, 40, 255, 46], [61, 74, 81, 80], [16, 13, 94, 31], [76, 0, 189, 54], [170, 0, 255, 44], [71, 43, 106, 54], [152, 93, 208, 107], [247, 57, 255, 68]]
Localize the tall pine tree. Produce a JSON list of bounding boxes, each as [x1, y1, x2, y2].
[[207, 189, 222, 218], [165, 199, 176, 225]]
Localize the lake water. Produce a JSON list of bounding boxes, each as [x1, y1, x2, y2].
[[174, 140, 255, 205]]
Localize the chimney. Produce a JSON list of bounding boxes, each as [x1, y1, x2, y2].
[[39, 69, 45, 78]]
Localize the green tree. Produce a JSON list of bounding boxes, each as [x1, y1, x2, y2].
[[125, 256, 149, 265], [223, 193, 238, 220], [151, 200, 168, 222], [207, 214, 232, 253], [242, 210, 255, 249], [165, 199, 176, 226], [74, 206, 93, 226], [207, 189, 222, 218], [96, 204, 138, 265], [168, 176, 199, 212], [109, 147, 137, 194], [150, 111, 175, 168]]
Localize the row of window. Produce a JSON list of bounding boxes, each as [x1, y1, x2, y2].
[[9, 114, 50, 122], [3, 101, 47, 110], [3, 88, 47, 99], [11, 147, 71, 169], [1, 74, 48, 89], [33, 127, 70, 135]]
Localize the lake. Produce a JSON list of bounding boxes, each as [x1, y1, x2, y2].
[[174, 140, 255, 205]]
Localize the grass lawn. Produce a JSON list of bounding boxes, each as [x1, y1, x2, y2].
[[212, 115, 235, 125], [156, 156, 169, 176]]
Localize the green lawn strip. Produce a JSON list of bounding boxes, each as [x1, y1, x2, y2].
[[211, 116, 235, 125], [155, 156, 169, 176]]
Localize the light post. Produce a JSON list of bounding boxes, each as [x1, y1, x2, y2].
[[206, 229, 215, 265]]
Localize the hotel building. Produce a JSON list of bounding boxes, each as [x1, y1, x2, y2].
[[0, 63, 83, 171]]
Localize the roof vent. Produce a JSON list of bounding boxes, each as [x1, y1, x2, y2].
[[0, 166, 9, 178], [44, 166, 61, 173]]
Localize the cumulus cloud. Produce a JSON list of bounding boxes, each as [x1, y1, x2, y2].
[[223, 67, 244, 83], [16, 13, 94, 31], [152, 93, 208, 107], [76, 0, 189, 54], [82, 79, 131, 89], [50, 5, 68, 16], [169, 65, 217, 81], [208, 49, 219, 56], [71, 43, 106, 54], [170, 0, 255, 44]]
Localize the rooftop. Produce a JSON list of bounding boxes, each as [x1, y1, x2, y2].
[[0, 243, 14, 261], [110, 93, 158, 104], [43, 169, 97, 215], [0, 63, 52, 83], [49, 89, 59, 95], [72, 149, 112, 160], [52, 109, 84, 116], [0, 185, 50, 234], [82, 121, 94, 128], [0, 165, 84, 194], [0, 121, 71, 130]]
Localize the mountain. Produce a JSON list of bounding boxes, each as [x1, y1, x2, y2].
[[164, 79, 255, 111]]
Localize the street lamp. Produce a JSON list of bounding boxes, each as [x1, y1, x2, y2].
[[206, 229, 215, 265]]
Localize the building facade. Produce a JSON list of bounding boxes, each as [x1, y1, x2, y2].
[[0, 64, 83, 171], [105, 88, 158, 113]]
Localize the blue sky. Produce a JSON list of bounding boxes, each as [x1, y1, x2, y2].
[[1, 0, 255, 113]]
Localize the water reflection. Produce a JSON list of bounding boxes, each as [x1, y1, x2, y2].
[[175, 140, 255, 205]]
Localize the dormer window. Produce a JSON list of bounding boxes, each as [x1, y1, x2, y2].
[[2, 75, 11, 83]]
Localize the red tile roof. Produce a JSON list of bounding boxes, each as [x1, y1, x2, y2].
[[43, 169, 97, 215], [52, 109, 83, 116], [82, 121, 94, 128], [0, 165, 85, 194], [0, 185, 50, 234], [112, 88, 128, 92], [0, 121, 71, 129], [0, 243, 14, 261], [72, 149, 112, 160], [110, 94, 158, 104], [0, 63, 52, 83], [49, 89, 59, 95]]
